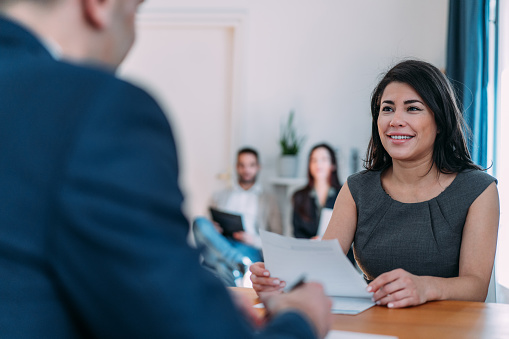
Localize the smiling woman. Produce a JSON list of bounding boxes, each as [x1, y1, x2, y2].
[[329, 60, 499, 307], [250, 59, 500, 309], [366, 60, 477, 175]]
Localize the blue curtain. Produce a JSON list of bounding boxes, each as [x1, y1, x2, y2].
[[446, 0, 491, 168]]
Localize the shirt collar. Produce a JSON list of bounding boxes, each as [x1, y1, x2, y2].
[[233, 181, 262, 194], [39, 36, 62, 60], [310, 187, 337, 199]]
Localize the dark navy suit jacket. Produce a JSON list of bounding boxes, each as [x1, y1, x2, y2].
[[0, 15, 316, 338]]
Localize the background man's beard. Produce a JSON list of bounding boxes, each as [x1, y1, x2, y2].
[[239, 175, 257, 185]]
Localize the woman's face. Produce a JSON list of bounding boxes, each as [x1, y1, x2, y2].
[[309, 147, 334, 182], [377, 82, 437, 164]]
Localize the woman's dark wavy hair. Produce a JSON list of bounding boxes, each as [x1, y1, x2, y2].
[[365, 59, 481, 173], [293, 143, 341, 221]]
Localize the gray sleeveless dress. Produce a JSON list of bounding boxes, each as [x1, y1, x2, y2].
[[348, 169, 496, 282]]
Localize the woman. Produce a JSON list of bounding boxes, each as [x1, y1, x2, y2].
[[292, 143, 356, 264], [292, 143, 341, 239], [251, 60, 499, 308]]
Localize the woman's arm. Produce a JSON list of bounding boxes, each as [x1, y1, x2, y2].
[[441, 181, 499, 300], [322, 181, 357, 255], [369, 182, 500, 308]]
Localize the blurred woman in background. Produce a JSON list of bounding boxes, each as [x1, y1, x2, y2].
[[292, 143, 341, 239], [292, 143, 355, 263]]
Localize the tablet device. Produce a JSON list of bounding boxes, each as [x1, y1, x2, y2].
[[209, 207, 244, 236]]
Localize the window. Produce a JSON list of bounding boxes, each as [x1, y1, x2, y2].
[[495, 0, 509, 300]]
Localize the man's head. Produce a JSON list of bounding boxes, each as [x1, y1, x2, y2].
[[236, 148, 260, 187], [0, 0, 144, 68]]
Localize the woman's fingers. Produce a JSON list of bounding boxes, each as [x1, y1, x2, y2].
[[251, 275, 285, 289], [369, 269, 428, 308], [249, 262, 268, 276], [386, 297, 415, 309], [252, 283, 284, 293], [249, 262, 285, 294], [371, 279, 405, 302], [375, 288, 409, 306], [367, 269, 404, 293]]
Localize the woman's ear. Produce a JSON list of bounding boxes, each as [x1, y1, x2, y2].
[[81, 0, 113, 30]]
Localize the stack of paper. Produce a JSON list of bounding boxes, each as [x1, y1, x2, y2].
[[326, 330, 398, 339], [317, 207, 334, 237], [260, 230, 374, 315]]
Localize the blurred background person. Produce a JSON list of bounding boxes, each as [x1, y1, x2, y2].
[[292, 143, 341, 239], [193, 147, 282, 286], [292, 143, 354, 264]]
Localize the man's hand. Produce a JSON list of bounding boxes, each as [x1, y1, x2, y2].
[[261, 282, 332, 339], [232, 231, 255, 246], [212, 221, 223, 234], [229, 289, 265, 328]]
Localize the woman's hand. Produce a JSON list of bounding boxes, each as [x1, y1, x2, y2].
[[250, 262, 286, 296], [367, 268, 431, 308]]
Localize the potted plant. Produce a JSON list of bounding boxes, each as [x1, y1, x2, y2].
[[278, 110, 305, 177]]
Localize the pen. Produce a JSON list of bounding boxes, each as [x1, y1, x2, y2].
[[284, 274, 307, 293]]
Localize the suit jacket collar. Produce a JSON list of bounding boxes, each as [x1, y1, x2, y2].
[[0, 14, 54, 61]]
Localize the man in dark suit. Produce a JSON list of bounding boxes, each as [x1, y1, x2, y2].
[[0, 0, 331, 338]]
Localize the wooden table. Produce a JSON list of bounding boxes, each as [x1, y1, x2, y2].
[[231, 287, 509, 339]]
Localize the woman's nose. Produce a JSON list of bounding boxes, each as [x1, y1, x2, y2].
[[389, 109, 406, 127]]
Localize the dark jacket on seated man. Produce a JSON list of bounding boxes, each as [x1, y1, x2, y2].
[[0, 15, 317, 338]]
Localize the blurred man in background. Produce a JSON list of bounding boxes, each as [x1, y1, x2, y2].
[[194, 148, 283, 285]]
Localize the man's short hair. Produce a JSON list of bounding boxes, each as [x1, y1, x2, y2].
[[237, 147, 259, 163]]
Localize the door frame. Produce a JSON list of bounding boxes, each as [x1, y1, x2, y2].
[[134, 8, 248, 167]]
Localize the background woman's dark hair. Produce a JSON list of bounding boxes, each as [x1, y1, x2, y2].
[[364, 59, 482, 173], [293, 143, 341, 221]]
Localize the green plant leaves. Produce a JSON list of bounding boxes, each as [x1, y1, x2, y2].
[[279, 110, 305, 155]]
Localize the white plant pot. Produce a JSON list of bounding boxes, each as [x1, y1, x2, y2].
[[278, 155, 298, 177]]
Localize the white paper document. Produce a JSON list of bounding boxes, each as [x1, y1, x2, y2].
[[326, 330, 398, 339], [260, 230, 374, 314], [317, 207, 333, 237]]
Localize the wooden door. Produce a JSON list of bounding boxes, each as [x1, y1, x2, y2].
[[119, 11, 245, 220]]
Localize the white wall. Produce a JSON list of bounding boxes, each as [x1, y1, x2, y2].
[[242, 0, 449, 183], [138, 0, 449, 185]]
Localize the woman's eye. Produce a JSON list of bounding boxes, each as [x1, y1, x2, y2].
[[381, 106, 393, 112], [408, 106, 422, 112]]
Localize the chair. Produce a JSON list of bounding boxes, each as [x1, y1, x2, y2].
[[192, 217, 251, 287]]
